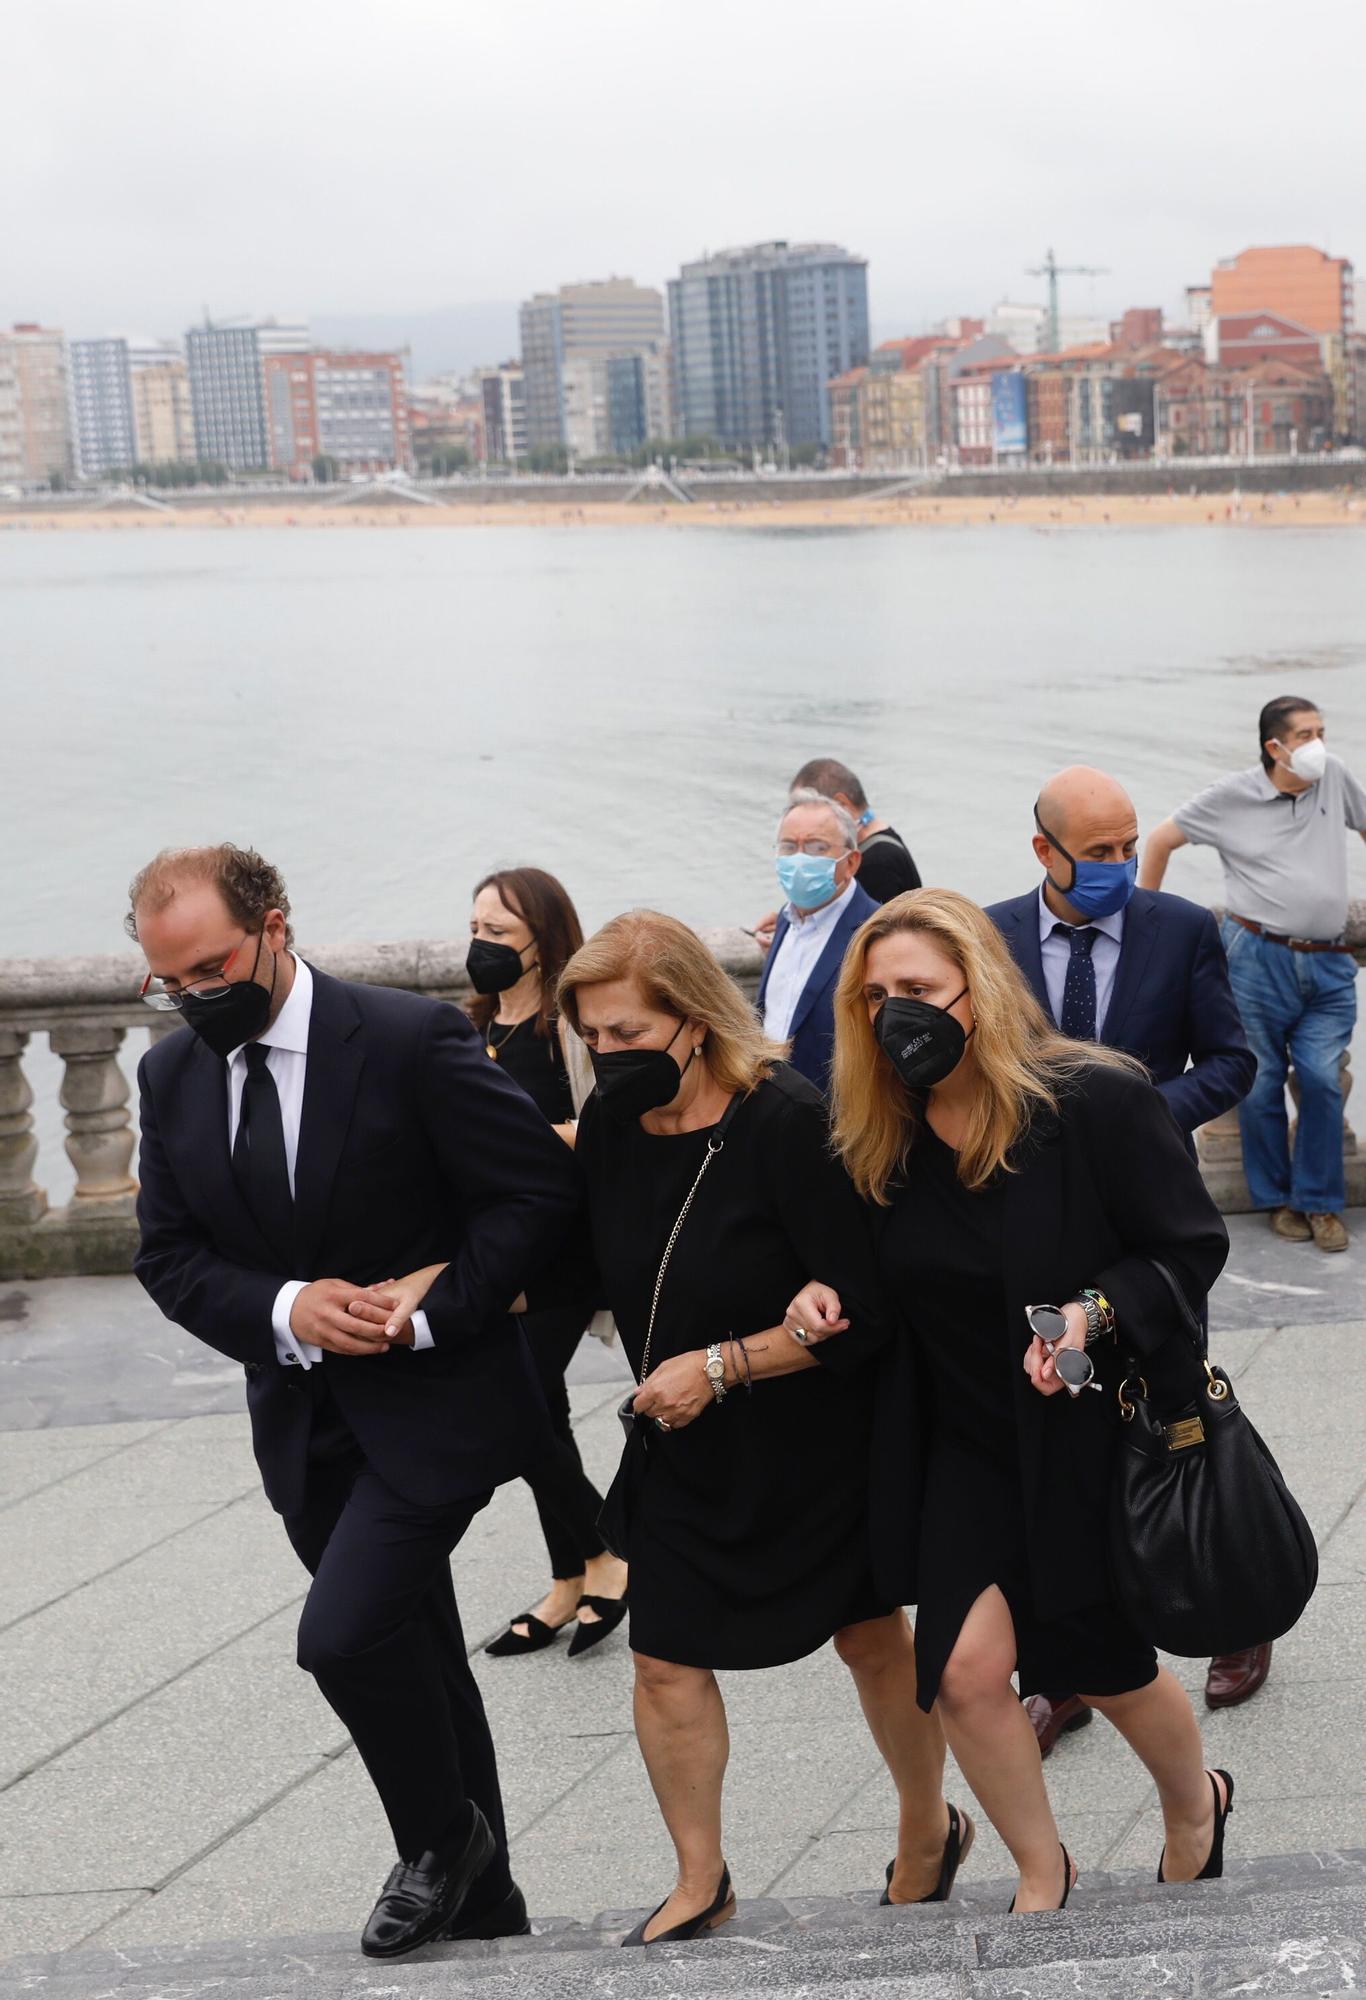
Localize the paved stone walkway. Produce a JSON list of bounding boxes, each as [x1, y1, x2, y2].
[[0, 1216, 1363, 1964]]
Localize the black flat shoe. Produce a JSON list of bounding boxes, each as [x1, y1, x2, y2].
[[1008, 1844, 1074, 1914], [442, 1880, 530, 1941], [881, 1801, 976, 1905], [568, 1591, 629, 1658], [361, 1803, 497, 1958], [621, 1865, 735, 1946], [484, 1612, 572, 1657], [1158, 1769, 1234, 1884]]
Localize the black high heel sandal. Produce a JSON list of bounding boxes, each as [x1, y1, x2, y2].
[[484, 1611, 573, 1657], [621, 1865, 735, 1946], [881, 1802, 976, 1905], [567, 1591, 629, 1658], [1158, 1769, 1234, 1883], [1008, 1844, 1074, 1913]]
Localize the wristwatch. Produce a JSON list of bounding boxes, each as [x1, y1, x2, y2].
[[704, 1343, 728, 1404], [1074, 1289, 1115, 1347]]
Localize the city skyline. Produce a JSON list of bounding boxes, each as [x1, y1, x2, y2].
[[6, 0, 1362, 344]]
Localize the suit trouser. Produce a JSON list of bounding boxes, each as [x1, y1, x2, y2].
[[283, 1406, 510, 1878]]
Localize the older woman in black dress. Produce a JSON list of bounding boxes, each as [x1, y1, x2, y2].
[[786, 888, 1235, 1915], [554, 911, 958, 1942]]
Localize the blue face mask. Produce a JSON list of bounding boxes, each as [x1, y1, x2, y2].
[[1036, 814, 1137, 920], [776, 852, 842, 911]]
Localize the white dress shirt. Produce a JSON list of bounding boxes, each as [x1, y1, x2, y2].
[[764, 878, 859, 1041], [226, 955, 434, 1369], [1036, 886, 1126, 1035]]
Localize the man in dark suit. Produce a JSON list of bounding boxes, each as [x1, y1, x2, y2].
[[130, 843, 580, 1959], [757, 790, 879, 1089], [987, 766, 1261, 1748]]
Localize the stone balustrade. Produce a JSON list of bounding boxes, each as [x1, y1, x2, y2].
[[1, 911, 1362, 1280], [0, 931, 762, 1280]]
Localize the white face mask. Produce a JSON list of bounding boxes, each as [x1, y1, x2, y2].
[[1275, 737, 1328, 782]]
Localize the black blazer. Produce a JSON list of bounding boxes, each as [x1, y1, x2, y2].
[[985, 887, 1255, 1136], [868, 1063, 1229, 1622], [134, 966, 581, 1517]]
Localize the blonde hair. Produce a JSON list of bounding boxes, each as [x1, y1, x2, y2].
[[830, 887, 1142, 1202], [559, 909, 784, 1098]]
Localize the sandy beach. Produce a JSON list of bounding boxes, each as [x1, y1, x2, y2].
[[1, 488, 1363, 533]]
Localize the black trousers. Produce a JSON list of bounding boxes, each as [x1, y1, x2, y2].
[[521, 1305, 607, 1580], [284, 1389, 511, 1878]]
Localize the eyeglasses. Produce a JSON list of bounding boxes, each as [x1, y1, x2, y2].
[[140, 934, 254, 1012], [775, 840, 850, 858]]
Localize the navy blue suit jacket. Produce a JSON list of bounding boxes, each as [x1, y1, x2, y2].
[[757, 882, 880, 1090], [985, 887, 1255, 1136]]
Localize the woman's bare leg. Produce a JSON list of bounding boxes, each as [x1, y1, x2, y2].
[[834, 1611, 952, 1901], [936, 1587, 1070, 1912], [631, 1651, 733, 1939], [1083, 1668, 1225, 1881]]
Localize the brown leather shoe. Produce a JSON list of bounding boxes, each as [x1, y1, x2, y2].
[[1023, 1692, 1093, 1757], [1268, 1206, 1312, 1241], [1205, 1642, 1272, 1709], [1308, 1212, 1349, 1252]]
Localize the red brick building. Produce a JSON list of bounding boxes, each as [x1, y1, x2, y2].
[[1110, 308, 1164, 350], [1207, 311, 1325, 373], [1154, 355, 1332, 456], [264, 350, 409, 478]]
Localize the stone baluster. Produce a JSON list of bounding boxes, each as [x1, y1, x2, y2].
[[48, 1023, 138, 1213], [0, 1029, 47, 1225]]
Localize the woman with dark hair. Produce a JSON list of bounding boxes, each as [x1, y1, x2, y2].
[[465, 867, 629, 1658]]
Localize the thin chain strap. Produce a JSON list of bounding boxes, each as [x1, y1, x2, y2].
[[639, 1100, 739, 1380]]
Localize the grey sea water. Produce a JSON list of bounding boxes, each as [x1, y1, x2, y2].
[[4, 519, 1365, 1197]]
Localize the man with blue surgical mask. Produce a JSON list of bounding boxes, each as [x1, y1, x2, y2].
[[756, 790, 878, 1090], [988, 765, 1261, 1739]]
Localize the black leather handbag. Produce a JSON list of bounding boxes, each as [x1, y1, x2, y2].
[[1107, 1258, 1317, 1658]]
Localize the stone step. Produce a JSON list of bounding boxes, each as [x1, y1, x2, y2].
[[3, 1852, 1364, 1999]]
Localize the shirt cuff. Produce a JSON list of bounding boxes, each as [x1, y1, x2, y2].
[[410, 1309, 434, 1352], [272, 1279, 322, 1370]]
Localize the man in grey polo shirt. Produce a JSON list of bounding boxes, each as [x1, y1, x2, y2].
[[1143, 695, 1366, 1252]]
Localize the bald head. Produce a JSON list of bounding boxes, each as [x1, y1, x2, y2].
[[1033, 766, 1139, 920], [1035, 767, 1136, 851]]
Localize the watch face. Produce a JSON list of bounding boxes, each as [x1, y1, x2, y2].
[[706, 1355, 724, 1379]]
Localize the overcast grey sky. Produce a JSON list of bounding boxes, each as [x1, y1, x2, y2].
[[8, 0, 1363, 350]]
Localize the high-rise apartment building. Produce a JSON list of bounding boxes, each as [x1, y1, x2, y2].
[[69, 338, 139, 477], [0, 342, 21, 485], [262, 350, 409, 478], [668, 241, 869, 452], [186, 319, 310, 470], [476, 363, 526, 463], [5, 325, 71, 482], [1209, 246, 1355, 438], [519, 278, 668, 457], [130, 347, 195, 463]]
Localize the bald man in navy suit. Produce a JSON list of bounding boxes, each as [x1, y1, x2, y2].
[[987, 767, 1261, 1742]]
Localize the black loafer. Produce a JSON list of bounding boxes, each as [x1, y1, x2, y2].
[[361, 1802, 497, 1958], [442, 1880, 530, 1941]]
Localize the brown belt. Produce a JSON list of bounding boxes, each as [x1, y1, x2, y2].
[[1230, 914, 1355, 956]]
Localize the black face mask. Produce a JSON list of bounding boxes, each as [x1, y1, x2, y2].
[[466, 936, 535, 996], [591, 1018, 695, 1124], [875, 989, 972, 1091], [180, 934, 275, 1060]]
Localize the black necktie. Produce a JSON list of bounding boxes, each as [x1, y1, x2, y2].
[[232, 1043, 294, 1248], [1054, 924, 1098, 1040]]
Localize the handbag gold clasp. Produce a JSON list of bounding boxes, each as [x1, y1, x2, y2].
[[1117, 1374, 1148, 1423], [1204, 1361, 1230, 1402]]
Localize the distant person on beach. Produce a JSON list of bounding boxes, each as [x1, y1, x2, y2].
[[462, 865, 629, 1662], [1142, 697, 1366, 1257], [988, 766, 1262, 1731], [757, 791, 878, 1090], [754, 759, 920, 950], [129, 843, 578, 1958]]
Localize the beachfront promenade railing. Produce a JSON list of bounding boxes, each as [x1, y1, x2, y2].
[[1, 918, 1361, 1281]]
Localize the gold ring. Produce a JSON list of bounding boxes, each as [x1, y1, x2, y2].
[[654, 1417, 672, 1433]]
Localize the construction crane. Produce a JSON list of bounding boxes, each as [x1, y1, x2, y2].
[[1025, 248, 1109, 354]]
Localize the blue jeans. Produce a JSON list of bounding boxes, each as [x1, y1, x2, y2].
[[1221, 917, 1358, 1214]]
